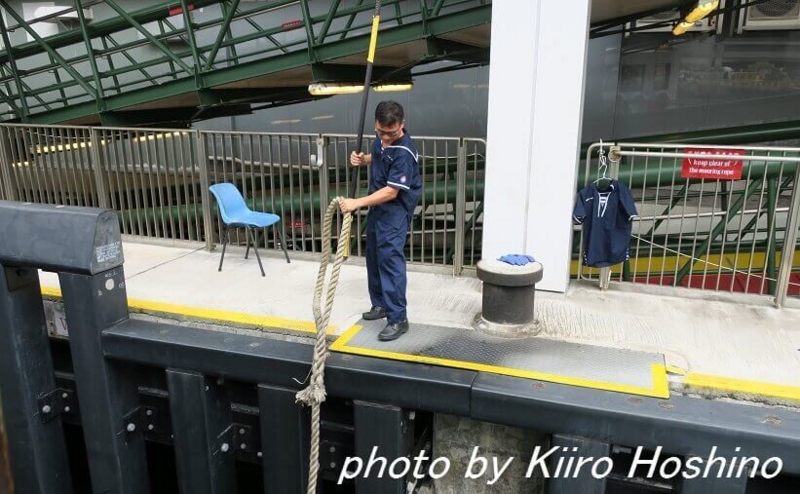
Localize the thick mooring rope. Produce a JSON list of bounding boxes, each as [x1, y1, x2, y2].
[[296, 197, 353, 494]]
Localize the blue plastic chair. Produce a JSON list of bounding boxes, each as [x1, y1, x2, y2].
[[209, 183, 290, 277]]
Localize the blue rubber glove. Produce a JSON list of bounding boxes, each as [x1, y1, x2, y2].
[[498, 254, 536, 266]]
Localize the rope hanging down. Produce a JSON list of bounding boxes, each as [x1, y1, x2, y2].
[[296, 197, 353, 494], [299, 1, 381, 490]]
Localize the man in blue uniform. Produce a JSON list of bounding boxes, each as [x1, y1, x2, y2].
[[339, 101, 421, 341]]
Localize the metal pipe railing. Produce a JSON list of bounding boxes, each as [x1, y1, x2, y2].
[[2, 124, 798, 304], [775, 165, 800, 307], [580, 141, 800, 306]]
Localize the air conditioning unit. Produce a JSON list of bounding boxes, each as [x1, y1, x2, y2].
[[740, 0, 800, 31], [632, 9, 717, 33]]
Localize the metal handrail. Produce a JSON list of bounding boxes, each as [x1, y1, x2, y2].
[[580, 141, 800, 306], [618, 150, 800, 163], [2, 125, 796, 304]]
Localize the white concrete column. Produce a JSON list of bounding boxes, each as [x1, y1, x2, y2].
[[482, 0, 592, 293]]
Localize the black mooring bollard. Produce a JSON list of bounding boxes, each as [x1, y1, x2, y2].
[[472, 258, 543, 336]]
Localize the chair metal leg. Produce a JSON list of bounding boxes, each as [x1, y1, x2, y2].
[[245, 227, 251, 260], [276, 225, 291, 264], [249, 227, 265, 277], [218, 227, 229, 272]]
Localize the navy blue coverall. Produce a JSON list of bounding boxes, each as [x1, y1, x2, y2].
[[366, 131, 422, 325]]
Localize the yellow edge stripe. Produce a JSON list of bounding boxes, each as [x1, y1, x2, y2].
[[665, 364, 688, 376], [43, 286, 799, 404], [366, 15, 380, 63], [332, 326, 669, 398], [40, 286, 62, 298], [651, 363, 670, 398], [684, 372, 800, 403], [330, 323, 363, 351], [40, 286, 333, 335]]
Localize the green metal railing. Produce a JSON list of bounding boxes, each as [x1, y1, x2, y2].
[[1, 121, 798, 305], [0, 0, 491, 126], [0, 122, 485, 272], [578, 142, 800, 307]]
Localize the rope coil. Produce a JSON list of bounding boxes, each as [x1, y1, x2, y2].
[[296, 197, 353, 494]]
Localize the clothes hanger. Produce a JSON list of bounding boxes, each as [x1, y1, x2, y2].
[[593, 139, 612, 188]]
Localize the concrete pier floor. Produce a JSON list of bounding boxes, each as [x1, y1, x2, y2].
[[38, 239, 800, 407]]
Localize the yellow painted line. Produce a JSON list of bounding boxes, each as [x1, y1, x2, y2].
[[331, 326, 670, 399], [329, 323, 363, 351], [40, 286, 332, 335], [665, 365, 688, 376], [684, 373, 800, 403], [41, 286, 62, 298]]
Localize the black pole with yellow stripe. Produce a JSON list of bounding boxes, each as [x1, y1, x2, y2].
[[348, 0, 382, 200], [344, 0, 381, 258]]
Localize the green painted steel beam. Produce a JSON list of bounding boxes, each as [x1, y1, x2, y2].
[[47, 53, 70, 108], [209, 87, 315, 106], [425, 37, 489, 63], [19, 3, 490, 125], [631, 121, 800, 146], [0, 87, 20, 118], [98, 102, 252, 127], [300, 0, 317, 62], [29, 78, 196, 124], [203, 0, 241, 71], [228, 0, 289, 56], [2, 6, 98, 100], [100, 37, 122, 95], [99, 109, 191, 127], [317, 0, 343, 45], [0, 0, 221, 63], [582, 119, 800, 154], [613, 160, 796, 190], [339, 0, 367, 41], [204, 5, 490, 86], [103, 36, 157, 89], [0, 15, 24, 118], [76, 0, 105, 112], [33, 84, 301, 125], [180, 0, 203, 87], [432, 0, 446, 16], [104, 0, 195, 77], [311, 63, 409, 83], [674, 179, 763, 285]]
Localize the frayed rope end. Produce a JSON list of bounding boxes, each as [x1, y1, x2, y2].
[[296, 384, 327, 406]]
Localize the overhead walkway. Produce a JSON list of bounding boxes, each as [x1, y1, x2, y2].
[[0, 0, 490, 127]]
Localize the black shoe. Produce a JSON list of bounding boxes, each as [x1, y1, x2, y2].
[[362, 306, 386, 321], [378, 320, 409, 341]]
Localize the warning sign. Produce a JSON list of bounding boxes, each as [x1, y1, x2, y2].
[[681, 148, 745, 180]]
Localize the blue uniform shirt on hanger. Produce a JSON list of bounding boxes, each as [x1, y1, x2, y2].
[[572, 179, 638, 268], [365, 130, 422, 325]]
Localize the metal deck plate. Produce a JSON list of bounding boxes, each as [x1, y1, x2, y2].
[[331, 320, 669, 398]]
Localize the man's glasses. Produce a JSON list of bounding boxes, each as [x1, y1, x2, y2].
[[375, 128, 401, 138]]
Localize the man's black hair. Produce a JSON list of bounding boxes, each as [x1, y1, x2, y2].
[[375, 101, 404, 127]]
